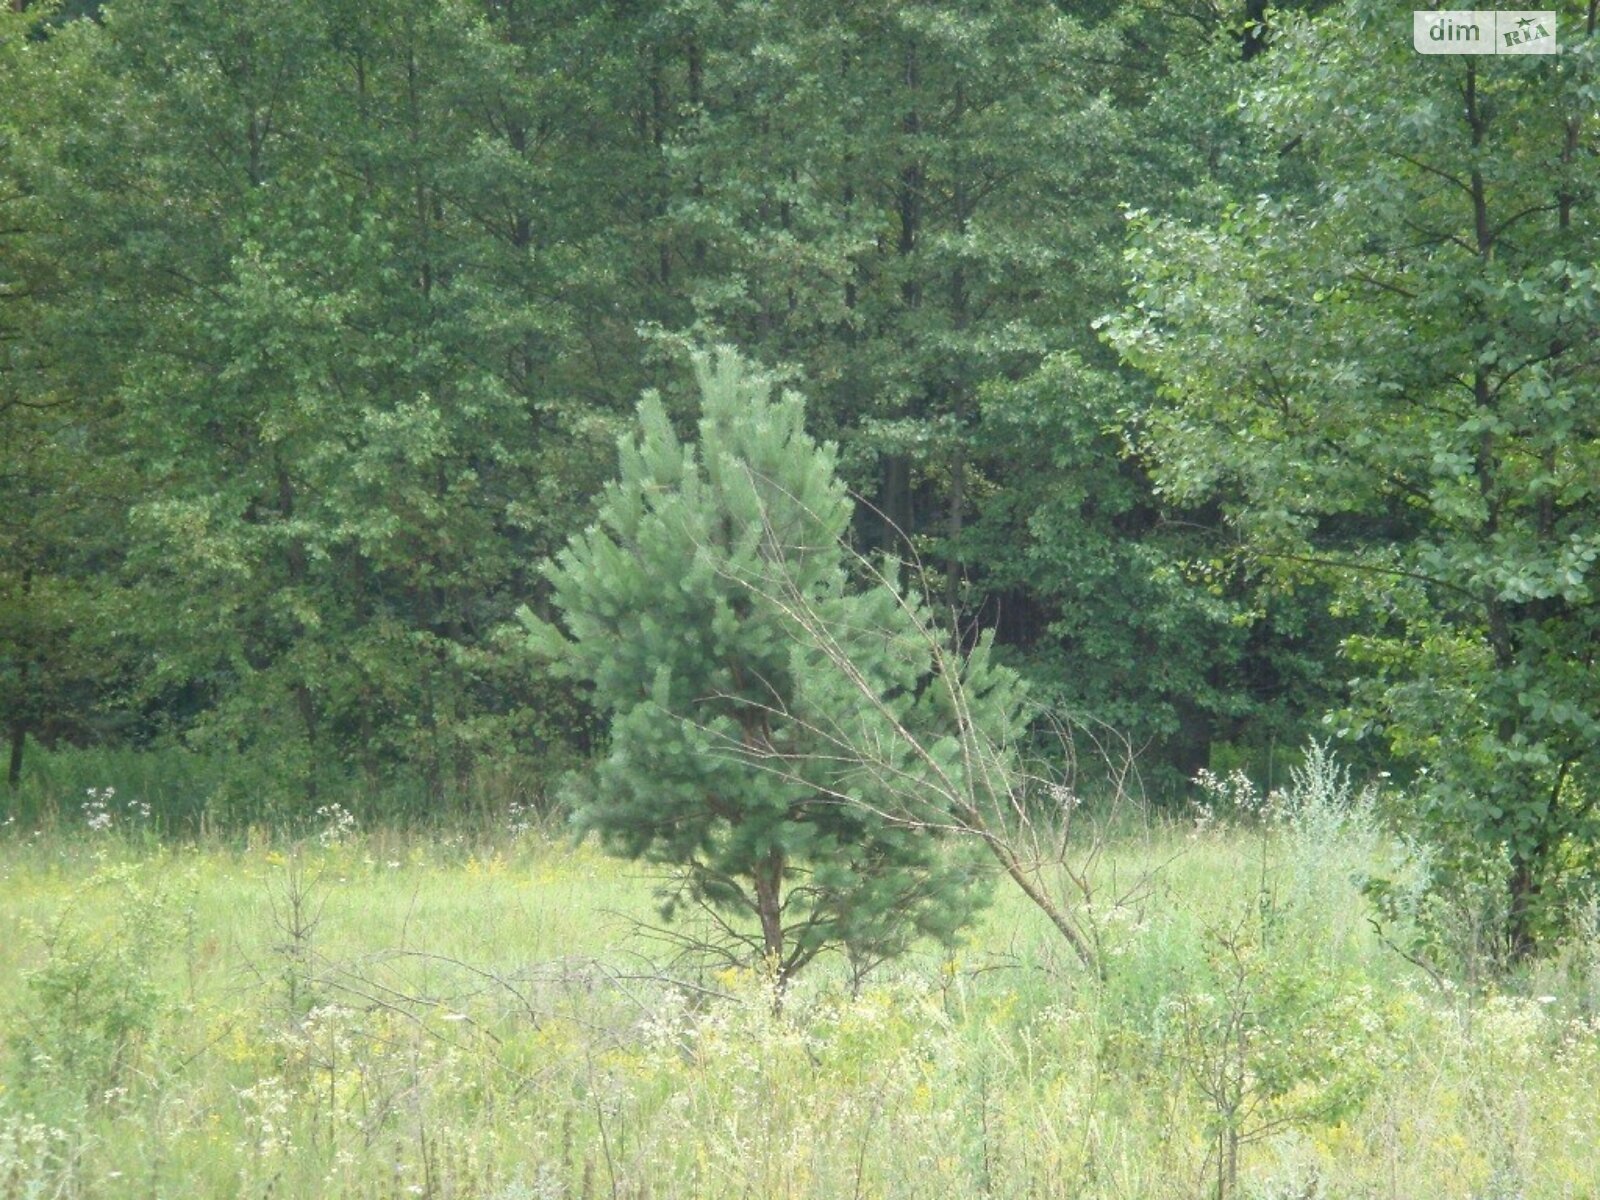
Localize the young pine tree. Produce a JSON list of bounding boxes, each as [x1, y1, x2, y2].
[[521, 350, 1015, 985]]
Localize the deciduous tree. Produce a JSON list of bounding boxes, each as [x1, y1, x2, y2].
[[1108, 0, 1600, 956]]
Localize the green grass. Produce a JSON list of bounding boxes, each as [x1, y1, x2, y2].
[[2, 796, 1599, 1199]]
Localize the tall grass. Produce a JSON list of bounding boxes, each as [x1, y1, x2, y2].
[[2, 756, 1598, 1198], [4, 742, 561, 840]]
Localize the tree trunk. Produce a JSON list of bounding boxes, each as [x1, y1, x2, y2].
[[294, 681, 320, 806], [1241, 0, 1269, 59], [752, 850, 786, 985], [880, 454, 912, 550], [945, 448, 964, 633], [7, 657, 28, 790], [6, 720, 23, 791], [1507, 858, 1541, 962], [878, 36, 922, 554]]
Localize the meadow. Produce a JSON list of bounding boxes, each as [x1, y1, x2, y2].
[[3, 760, 1599, 1200]]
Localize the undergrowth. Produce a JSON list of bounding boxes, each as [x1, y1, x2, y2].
[[2, 749, 1598, 1198]]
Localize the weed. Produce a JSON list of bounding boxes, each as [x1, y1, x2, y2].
[[7, 860, 191, 1105], [0, 793, 1597, 1198], [265, 854, 330, 1018]]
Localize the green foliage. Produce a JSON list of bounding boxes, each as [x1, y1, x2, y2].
[[0, 7, 136, 799], [1152, 917, 1384, 1199], [5, 0, 645, 809], [14, 0, 1595, 896], [2, 0, 1352, 813], [618, 1, 1296, 784], [7, 861, 191, 1105], [1102, 746, 1395, 1198], [526, 350, 1005, 981], [969, 356, 1343, 790], [1107, 0, 1600, 956]]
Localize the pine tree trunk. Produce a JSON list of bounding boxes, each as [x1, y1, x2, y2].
[[881, 455, 912, 549], [945, 449, 964, 628], [752, 850, 785, 979]]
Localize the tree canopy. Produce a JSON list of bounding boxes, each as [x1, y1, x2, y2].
[[2, 0, 1596, 957], [1106, 0, 1600, 954]]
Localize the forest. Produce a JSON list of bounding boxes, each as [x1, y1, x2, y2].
[[2, 0, 1599, 1196]]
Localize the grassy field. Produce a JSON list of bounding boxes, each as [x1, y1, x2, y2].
[[3, 780, 1600, 1199]]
